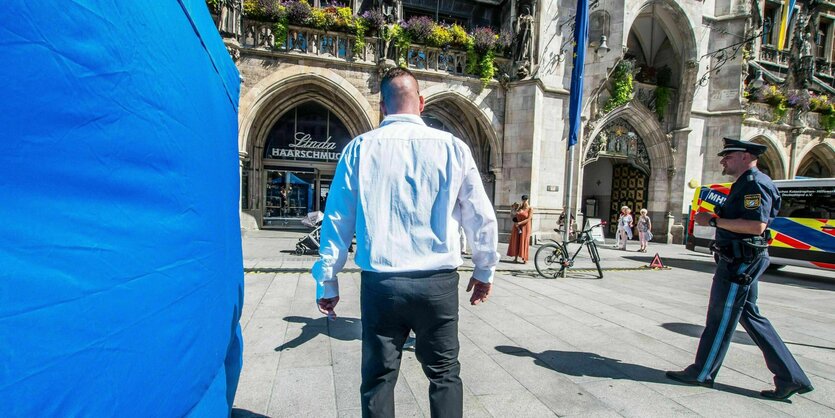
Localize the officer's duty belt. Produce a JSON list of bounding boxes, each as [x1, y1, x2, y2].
[[712, 237, 768, 263]]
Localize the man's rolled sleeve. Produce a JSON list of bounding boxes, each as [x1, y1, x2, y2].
[[456, 145, 499, 283], [311, 141, 359, 301]]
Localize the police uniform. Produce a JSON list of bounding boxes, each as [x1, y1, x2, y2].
[[667, 138, 813, 401]]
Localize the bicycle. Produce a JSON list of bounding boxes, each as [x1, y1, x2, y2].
[[534, 222, 604, 279]]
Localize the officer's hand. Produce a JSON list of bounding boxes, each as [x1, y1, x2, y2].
[[694, 212, 713, 226], [317, 296, 340, 320], [466, 278, 492, 305]]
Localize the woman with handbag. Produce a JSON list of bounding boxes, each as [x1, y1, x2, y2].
[[636, 208, 652, 252]]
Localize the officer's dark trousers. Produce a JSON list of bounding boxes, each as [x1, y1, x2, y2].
[[360, 269, 462, 418], [686, 255, 811, 389]]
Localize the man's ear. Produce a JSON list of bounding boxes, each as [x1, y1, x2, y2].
[[418, 95, 425, 113]]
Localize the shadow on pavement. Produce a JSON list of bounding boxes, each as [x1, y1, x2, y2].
[[508, 270, 602, 280], [761, 269, 835, 290], [494, 345, 762, 399], [231, 409, 269, 418], [662, 322, 835, 351], [662, 322, 755, 346], [275, 316, 361, 351]]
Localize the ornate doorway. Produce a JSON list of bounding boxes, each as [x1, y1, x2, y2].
[[608, 164, 649, 235], [582, 118, 652, 235]]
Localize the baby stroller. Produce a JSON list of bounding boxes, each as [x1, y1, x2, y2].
[[295, 211, 324, 255]]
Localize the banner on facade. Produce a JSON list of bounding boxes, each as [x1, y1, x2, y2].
[[0, 1, 244, 415], [568, 0, 590, 147]]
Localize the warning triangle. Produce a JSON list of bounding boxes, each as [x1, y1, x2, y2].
[[650, 253, 665, 269]]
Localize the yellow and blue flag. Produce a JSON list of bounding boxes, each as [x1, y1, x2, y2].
[[777, 0, 797, 50]]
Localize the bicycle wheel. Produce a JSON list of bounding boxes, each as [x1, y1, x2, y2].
[[587, 241, 603, 278], [534, 244, 566, 278]]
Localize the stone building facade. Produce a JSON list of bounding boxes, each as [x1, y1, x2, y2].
[[212, 0, 835, 243]]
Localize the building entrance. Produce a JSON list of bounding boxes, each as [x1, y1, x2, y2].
[[256, 101, 351, 228], [582, 118, 652, 236], [608, 164, 649, 236]]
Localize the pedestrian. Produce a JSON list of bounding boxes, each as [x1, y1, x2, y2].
[[617, 206, 633, 250], [614, 207, 624, 248], [666, 138, 813, 401], [636, 208, 652, 252], [312, 67, 499, 418], [507, 194, 533, 263]]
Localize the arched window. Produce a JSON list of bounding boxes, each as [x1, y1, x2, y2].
[[263, 102, 352, 163]]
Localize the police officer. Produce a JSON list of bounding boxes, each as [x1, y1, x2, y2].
[[666, 138, 814, 402]]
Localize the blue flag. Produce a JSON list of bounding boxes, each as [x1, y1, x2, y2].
[[568, 0, 589, 147]]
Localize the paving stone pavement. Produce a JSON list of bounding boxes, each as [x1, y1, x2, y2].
[[233, 230, 835, 417]]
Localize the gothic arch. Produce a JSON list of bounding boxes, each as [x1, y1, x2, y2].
[[796, 141, 835, 178], [238, 68, 375, 157], [625, 0, 698, 63], [746, 134, 788, 179], [584, 102, 674, 169], [582, 102, 675, 216], [422, 89, 503, 172], [624, 0, 699, 131]]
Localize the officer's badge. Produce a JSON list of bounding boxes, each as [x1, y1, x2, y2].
[[744, 194, 761, 209]]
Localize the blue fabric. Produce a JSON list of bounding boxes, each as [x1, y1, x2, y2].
[[0, 1, 243, 416], [567, 0, 589, 147]]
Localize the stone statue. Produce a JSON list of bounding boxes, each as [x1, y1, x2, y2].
[[218, 0, 243, 38], [380, 0, 401, 24], [800, 31, 815, 87], [801, 31, 813, 58], [512, 3, 534, 79]]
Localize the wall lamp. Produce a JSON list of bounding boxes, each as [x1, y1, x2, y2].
[[595, 35, 610, 59]]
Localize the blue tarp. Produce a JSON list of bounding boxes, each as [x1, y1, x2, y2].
[[0, 1, 244, 416]]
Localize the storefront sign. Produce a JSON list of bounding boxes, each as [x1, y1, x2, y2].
[[270, 132, 343, 161]]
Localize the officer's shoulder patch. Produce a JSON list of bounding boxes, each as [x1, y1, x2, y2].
[[744, 194, 761, 209]]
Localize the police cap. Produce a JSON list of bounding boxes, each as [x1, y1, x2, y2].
[[717, 137, 767, 157]]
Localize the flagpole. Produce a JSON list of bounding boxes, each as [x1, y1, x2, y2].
[[562, 0, 589, 277]]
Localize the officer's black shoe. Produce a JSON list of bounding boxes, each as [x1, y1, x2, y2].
[[760, 384, 814, 402], [665, 370, 714, 388]]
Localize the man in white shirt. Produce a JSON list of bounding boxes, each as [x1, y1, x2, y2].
[[312, 68, 499, 417]]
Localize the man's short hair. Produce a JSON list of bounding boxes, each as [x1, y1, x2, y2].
[[380, 67, 419, 103]]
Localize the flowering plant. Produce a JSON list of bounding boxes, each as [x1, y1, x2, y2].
[[228, 1, 507, 83], [472, 27, 497, 53], [402, 16, 435, 43], [427, 25, 454, 48], [361, 9, 385, 31], [497, 30, 513, 55], [786, 90, 811, 112], [284, 0, 312, 25]]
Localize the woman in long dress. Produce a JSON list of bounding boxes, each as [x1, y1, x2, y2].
[[508, 195, 533, 263]]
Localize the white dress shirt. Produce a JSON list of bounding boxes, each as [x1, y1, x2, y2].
[[312, 114, 499, 300]]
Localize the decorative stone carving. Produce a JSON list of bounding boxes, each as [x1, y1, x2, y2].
[[512, 0, 535, 79], [218, 0, 243, 38], [584, 118, 651, 173], [226, 44, 240, 62], [258, 26, 275, 49]]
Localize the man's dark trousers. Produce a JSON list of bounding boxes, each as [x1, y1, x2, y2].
[[360, 269, 462, 418]]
